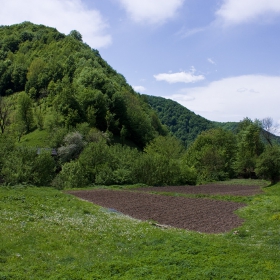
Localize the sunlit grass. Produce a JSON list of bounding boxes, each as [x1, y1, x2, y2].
[[0, 182, 280, 279], [213, 178, 270, 187], [17, 129, 49, 147]]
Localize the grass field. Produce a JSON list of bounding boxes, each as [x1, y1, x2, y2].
[[0, 180, 280, 279]]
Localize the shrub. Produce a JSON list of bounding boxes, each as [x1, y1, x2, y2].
[[1, 146, 36, 184], [1, 147, 55, 186], [58, 131, 85, 163], [255, 145, 280, 184], [33, 151, 56, 186], [52, 160, 88, 189]]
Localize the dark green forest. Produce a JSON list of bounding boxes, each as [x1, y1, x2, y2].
[[0, 22, 280, 187]]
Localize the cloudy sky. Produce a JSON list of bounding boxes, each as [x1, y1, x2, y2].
[[1, 0, 280, 123]]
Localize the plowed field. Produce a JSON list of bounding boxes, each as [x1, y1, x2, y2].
[[67, 185, 257, 233]]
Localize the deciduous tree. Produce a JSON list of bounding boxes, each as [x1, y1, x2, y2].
[[16, 92, 34, 132], [234, 118, 264, 177]]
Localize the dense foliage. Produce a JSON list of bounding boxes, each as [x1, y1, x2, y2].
[[0, 21, 166, 148], [184, 128, 237, 183]]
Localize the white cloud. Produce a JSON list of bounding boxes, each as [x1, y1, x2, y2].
[[133, 85, 146, 92], [117, 0, 185, 25], [154, 68, 205, 84], [166, 75, 280, 123], [207, 58, 215, 65], [177, 27, 205, 38], [216, 0, 280, 25], [0, 0, 111, 48]]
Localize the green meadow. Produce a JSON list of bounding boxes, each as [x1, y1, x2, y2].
[[1, 181, 280, 279]]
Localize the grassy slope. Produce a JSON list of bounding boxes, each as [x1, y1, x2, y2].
[[0, 181, 280, 279], [17, 129, 49, 147]]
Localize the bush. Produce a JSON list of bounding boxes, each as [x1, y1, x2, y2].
[[255, 145, 280, 184], [52, 161, 88, 189], [58, 131, 85, 163], [33, 151, 56, 186], [1, 147, 36, 184], [131, 153, 184, 186], [1, 147, 55, 186]]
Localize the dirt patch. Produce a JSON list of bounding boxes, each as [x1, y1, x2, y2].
[[135, 184, 263, 196], [68, 189, 246, 233]]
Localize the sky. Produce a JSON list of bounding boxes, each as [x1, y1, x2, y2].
[[1, 0, 280, 124]]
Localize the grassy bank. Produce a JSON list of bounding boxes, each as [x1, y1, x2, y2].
[[0, 182, 280, 279]]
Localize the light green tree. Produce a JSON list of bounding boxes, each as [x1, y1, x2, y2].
[[185, 128, 236, 183], [16, 92, 34, 132], [234, 118, 264, 178]]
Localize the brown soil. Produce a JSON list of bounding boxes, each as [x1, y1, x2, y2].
[[68, 189, 248, 233], [134, 184, 263, 196]]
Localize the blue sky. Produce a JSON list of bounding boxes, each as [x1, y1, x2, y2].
[[1, 0, 280, 125]]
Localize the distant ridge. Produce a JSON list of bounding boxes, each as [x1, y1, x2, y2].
[[144, 95, 238, 146]]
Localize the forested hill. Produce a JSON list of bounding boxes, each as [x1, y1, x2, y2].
[[144, 95, 238, 146], [0, 22, 166, 148]]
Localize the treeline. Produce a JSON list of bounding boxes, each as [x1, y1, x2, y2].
[[0, 117, 280, 188]]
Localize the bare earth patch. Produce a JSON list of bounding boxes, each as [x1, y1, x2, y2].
[[68, 189, 247, 233], [134, 184, 263, 196]]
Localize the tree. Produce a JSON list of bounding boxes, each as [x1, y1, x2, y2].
[[0, 96, 11, 133], [26, 58, 47, 95], [58, 131, 85, 163], [1, 146, 36, 185], [185, 128, 237, 182], [52, 77, 83, 128], [234, 118, 264, 178], [16, 92, 34, 132], [69, 30, 83, 42], [261, 117, 279, 146], [139, 135, 187, 185], [1, 146, 56, 186], [144, 135, 184, 160], [255, 145, 280, 184]]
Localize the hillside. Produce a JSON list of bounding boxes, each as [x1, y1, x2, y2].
[[144, 95, 239, 146], [0, 22, 166, 148]]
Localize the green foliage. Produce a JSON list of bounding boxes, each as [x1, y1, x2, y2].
[[185, 128, 237, 183], [0, 22, 165, 149], [58, 131, 85, 163], [144, 135, 183, 159], [130, 136, 193, 186], [69, 30, 83, 42], [1, 146, 55, 185], [0, 96, 11, 133], [52, 160, 88, 189], [32, 151, 56, 185], [1, 147, 35, 184], [16, 92, 34, 132], [234, 118, 264, 177], [255, 145, 280, 183], [0, 134, 15, 173], [132, 153, 183, 186], [25, 58, 47, 95]]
